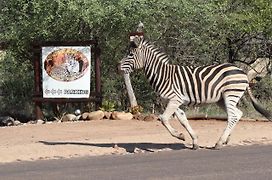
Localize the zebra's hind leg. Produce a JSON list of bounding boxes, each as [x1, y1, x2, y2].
[[214, 101, 243, 149], [160, 100, 185, 141], [224, 135, 231, 145], [175, 108, 199, 150]]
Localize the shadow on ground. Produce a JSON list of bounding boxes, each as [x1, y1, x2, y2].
[[38, 141, 187, 153]]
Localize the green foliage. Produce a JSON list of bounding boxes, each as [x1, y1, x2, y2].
[[0, 50, 34, 117], [253, 76, 272, 100], [99, 100, 116, 112], [0, 0, 272, 119], [129, 105, 143, 115]]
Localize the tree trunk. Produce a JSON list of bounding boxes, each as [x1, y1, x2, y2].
[[123, 73, 138, 107], [123, 22, 143, 112]]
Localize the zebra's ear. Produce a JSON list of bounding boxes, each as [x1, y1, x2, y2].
[[130, 35, 143, 48]]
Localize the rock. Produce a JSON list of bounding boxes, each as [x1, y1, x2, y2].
[[0, 116, 15, 126], [112, 144, 127, 155], [133, 147, 145, 154], [143, 114, 158, 121], [87, 110, 104, 120], [133, 113, 145, 121], [80, 112, 90, 120], [111, 111, 133, 120], [103, 111, 112, 119], [27, 120, 36, 124], [75, 115, 81, 121], [36, 119, 45, 124], [113, 144, 119, 149], [61, 114, 77, 122], [14, 120, 21, 126]]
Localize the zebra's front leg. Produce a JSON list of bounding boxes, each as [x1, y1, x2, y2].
[[175, 108, 199, 150], [160, 100, 185, 141]]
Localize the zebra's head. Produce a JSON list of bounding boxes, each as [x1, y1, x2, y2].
[[118, 35, 145, 74]]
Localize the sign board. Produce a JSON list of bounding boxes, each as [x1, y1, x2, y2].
[[42, 46, 91, 98]]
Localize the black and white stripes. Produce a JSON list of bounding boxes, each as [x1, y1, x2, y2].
[[175, 63, 249, 105], [119, 35, 271, 149]]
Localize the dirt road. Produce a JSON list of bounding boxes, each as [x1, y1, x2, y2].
[[1, 119, 272, 163]]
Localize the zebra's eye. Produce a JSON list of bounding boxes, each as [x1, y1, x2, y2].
[[128, 53, 134, 57]]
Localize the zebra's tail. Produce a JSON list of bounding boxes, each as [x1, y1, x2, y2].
[[247, 87, 272, 120]]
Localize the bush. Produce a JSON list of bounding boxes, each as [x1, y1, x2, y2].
[[252, 76, 272, 101]]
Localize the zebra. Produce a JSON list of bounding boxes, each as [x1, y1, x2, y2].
[[119, 35, 272, 149]]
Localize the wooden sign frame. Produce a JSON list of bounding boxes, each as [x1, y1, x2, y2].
[[32, 40, 102, 120]]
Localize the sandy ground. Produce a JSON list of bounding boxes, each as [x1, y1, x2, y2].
[[1, 118, 272, 163]]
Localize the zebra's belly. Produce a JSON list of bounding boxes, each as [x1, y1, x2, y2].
[[183, 95, 223, 106]]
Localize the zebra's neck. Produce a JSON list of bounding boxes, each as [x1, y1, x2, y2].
[[142, 41, 170, 71], [142, 42, 174, 91]]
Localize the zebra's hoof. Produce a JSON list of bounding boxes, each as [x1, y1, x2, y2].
[[213, 143, 222, 150], [224, 136, 231, 145], [178, 133, 185, 141], [192, 144, 199, 150]]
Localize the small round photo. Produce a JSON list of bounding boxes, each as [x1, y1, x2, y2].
[[44, 48, 89, 82]]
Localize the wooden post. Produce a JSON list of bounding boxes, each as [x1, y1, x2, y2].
[[94, 40, 102, 109], [33, 46, 44, 120]]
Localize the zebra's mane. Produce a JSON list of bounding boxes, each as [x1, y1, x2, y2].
[[141, 40, 170, 64]]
